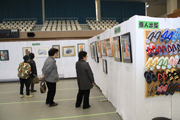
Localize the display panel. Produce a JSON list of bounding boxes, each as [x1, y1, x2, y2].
[[0, 29, 19, 38]]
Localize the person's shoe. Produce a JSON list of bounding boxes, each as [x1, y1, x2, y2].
[[49, 102, 58, 107], [31, 90, 37, 92], [20, 95, 24, 98], [46, 101, 49, 104], [76, 105, 80, 108], [83, 105, 91, 109], [26, 95, 33, 98]]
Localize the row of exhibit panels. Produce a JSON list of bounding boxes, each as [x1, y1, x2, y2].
[[0, 43, 85, 61], [0, 40, 88, 81], [90, 32, 133, 64], [88, 16, 180, 120]]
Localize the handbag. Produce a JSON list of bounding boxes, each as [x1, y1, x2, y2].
[[33, 77, 39, 84], [40, 80, 46, 93]]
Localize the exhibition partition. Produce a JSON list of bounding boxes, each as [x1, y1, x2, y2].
[[0, 15, 180, 120], [0, 40, 88, 82], [88, 15, 180, 120]]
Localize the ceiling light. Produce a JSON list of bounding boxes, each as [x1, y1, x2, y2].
[[146, 4, 149, 8]]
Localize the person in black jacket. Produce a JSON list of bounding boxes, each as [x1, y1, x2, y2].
[[28, 53, 37, 92], [75, 51, 94, 109]]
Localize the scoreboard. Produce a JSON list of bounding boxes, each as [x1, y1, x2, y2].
[[0, 29, 19, 38]]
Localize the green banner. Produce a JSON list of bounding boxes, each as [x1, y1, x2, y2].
[[97, 36, 100, 40], [114, 26, 121, 34], [32, 43, 40, 46], [138, 21, 159, 29]]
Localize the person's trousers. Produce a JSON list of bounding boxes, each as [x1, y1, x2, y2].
[[46, 81, 56, 104], [29, 77, 35, 90], [20, 78, 30, 95], [76, 89, 90, 108]]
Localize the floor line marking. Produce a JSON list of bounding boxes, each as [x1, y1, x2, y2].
[[0, 87, 97, 94], [0, 88, 79, 94], [0, 96, 105, 105], [35, 111, 117, 120]]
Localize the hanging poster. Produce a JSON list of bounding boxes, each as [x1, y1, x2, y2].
[[0, 50, 9, 61], [105, 38, 114, 57], [113, 36, 121, 62], [62, 46, 76, 57], [52, 45, 60, 58], [22, 47, 32, 56]]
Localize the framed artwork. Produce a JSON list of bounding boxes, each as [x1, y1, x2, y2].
[[120, 32, 133, 63], [0, 50, 9, 61], [62, 46, 76, 57], [90, 43, 95, 59], [101, 40, 107, 56], [96, 41, 102, 58], [102, 59, 107, 74], [77, 43, 85, 53], [35, 47, 49, 57], [94, 42, 99, 63], [52, 45, 60, 58], [113, 36, 121, 62], [22, 47, 32, 56], [105, 38, 114, 57]]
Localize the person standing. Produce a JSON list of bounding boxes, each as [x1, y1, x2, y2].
[[18, 55, 33, 98], [75, 51, 94, 109], [42, 48, 59, 107], [28, 53, 37, 92]]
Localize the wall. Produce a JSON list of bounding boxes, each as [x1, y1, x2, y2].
[[0, 39, 88, 82], [88, 16, 180, 120], [147, 5, 167, 17]]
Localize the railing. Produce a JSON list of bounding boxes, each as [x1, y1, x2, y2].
[[3, 18, 37, 22], [45, 17, 78, 22], [86, 17, 116, 21]]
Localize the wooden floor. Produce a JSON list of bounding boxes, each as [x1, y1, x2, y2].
[[0, 79, 123, 120]]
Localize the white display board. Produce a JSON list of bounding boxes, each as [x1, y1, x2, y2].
[[88, 16, 180, 120], [0, 39, 88, 82]]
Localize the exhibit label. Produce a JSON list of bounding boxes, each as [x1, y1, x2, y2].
[[138, 21, 159, 29], [32, 43, 40, 46], [114, 26, 121, 34]]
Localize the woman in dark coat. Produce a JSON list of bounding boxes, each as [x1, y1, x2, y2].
[[75, 51, 94, 109]]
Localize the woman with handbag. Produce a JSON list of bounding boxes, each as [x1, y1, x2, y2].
[[42, 48, 59, 107], [28, 53, 38, 92]]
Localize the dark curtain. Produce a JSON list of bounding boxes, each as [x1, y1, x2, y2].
[[101, 1, 145, 23], [0, 0, 42, 24], [45, 0, 96, 24]]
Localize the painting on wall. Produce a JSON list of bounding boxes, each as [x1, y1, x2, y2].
[[94, 42, 99, 63], [62, 46, 76, 57], [52, 45, 60, 58], [0, 50, 9, 61], [105, 38, 114, 57], [35, 47, 49, 57], [90, 43, 95, 59], [120, 32, 132, 63], [102, 59, 107, 74], [101, 40, 107, 56], [113, 36, 121, 62], [77, 43, 85, 53], [22, 47, 32, 56], [96, 41, 102, 58]]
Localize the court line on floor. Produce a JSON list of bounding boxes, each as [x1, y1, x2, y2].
[[0, 81, 77, 87], [35, 111, 117, 120], [0, 88, 79, 94], [0, 86, 98, 94], [0, 96, 105, 105]]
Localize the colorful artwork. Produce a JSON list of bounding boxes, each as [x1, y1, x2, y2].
[[90, 43, 94, 59], [62, 46, 76, 57], [0, 50, 9, 61], [77, 43, 85, 53], [113, 36, 121, 62], [23, 47, 32, 56], [35, 47, 49, 57], [52, 45, 60, 58], [101, 40, 106, 56], [105, 38, 114, 57], [120, 32, 132, 63], [96, 41, 102, 58]]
